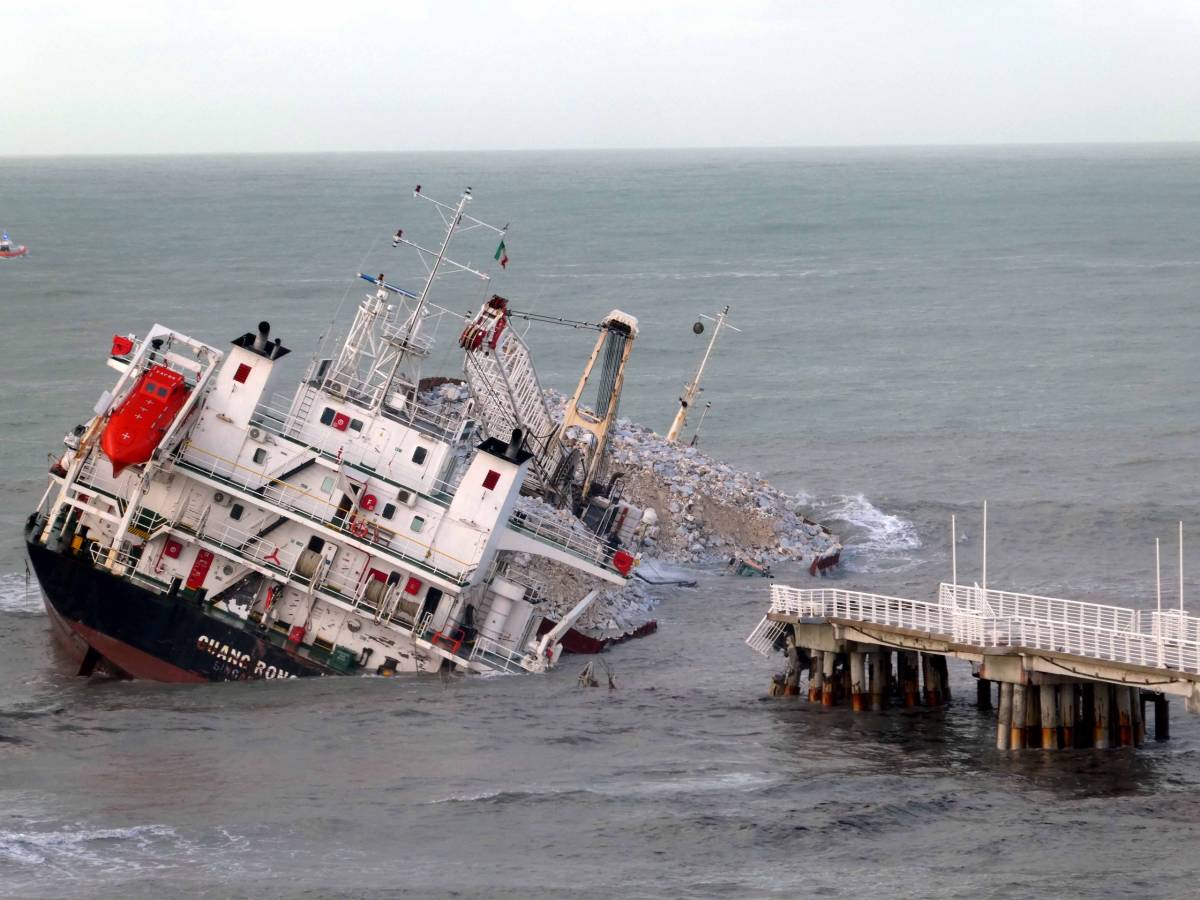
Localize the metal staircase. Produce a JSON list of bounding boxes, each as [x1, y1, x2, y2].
[[463, 328, 561, 491]]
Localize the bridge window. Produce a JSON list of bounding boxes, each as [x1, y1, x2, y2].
[[482, 470, 500, 490], [350, 418, 364, 432], [233, 363, 252, 384], [319, 407, 336, 426], [410, 515, 425, 533], [230, 503, 244, 521], [412, 446, 428, 465], [382, 503, 396, 520], [321, 476, 335, 494], [252, 448, 267, 465]]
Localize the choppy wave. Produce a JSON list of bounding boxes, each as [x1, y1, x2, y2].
[[0, 823, 179, 868], [814, 494, 921, 572], [0, 571, 42, 615]]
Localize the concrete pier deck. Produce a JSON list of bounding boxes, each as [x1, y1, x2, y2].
[[748, 583, 1200, 748]]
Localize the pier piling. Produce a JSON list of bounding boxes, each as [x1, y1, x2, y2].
[[1093, 684, 1111, 749], [1040, 685, 1059, 750], [868, 652, 884, 711], [1115, 687, 1133, 748], [1059, 684, 1076, 748], [1011, 684, 1027, 749], [808, 652, 822, 702], [996, 683, 1013, 750], [821, 651, 836, 707], [901, 651, 920, 708], [1153, 694, 1170, 741], [976, 677, 993, 710], [850, 651, 866, 712]]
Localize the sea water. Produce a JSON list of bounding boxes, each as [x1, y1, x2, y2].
[[1, 147, 1199, 897]]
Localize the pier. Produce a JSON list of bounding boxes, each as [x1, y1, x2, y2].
[[748, 583, 1200, 749]]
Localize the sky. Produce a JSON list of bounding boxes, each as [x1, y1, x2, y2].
[[3, 0, 1200, 154]]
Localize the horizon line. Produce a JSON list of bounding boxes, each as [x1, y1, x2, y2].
[[4, 139, 1200, 160]]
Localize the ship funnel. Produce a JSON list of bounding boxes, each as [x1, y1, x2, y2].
[[254, 321, 270, 351], [505, 428, 524, 461]]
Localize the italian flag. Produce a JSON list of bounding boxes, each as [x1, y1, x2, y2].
[[494, 239, 508, 269]]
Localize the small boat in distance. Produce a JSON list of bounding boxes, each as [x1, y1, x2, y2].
[[0, 230, 28, 258]]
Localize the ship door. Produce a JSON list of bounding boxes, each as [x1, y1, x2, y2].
[[333, 493, 354, 527], [421, 587, 443, 623]]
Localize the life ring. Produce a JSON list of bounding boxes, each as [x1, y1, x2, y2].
[[351, 518, 369, 538]]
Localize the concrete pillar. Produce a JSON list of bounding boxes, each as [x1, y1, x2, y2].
[[1093, 684, 1111, 749], [1154, 695, 1170, 741], [808, 652, 822, 702], [868, 652, 884, 711], [1010, 683, 1027, 749], [1059, 683, 1076, 749], [997, 683, 1013, 750], [977, 677, 993, 710], [1115, 687, 1133, 748], [1040, 684, 1059, 750], [821, 651, 836, 707], [849, 651, 867, 712], [1131, 689, 1145, 746]]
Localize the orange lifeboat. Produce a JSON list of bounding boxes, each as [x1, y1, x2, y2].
[[100, 365, 191, 476]]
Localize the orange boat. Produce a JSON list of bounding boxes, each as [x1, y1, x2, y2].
[[100, 365, 190, 476]]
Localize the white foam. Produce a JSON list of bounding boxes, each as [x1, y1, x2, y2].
[[817, 494, 921, 572], [0, 823, 177, 868], [0, 571, 43, 615]]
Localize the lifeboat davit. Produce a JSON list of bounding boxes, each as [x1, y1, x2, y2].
[[100, 365, 191, 476]]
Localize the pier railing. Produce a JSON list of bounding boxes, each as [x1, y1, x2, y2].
[[754, 583, 1200, 676]]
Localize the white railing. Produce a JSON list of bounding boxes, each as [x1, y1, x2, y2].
[[509, 507, 616, 572], [938, 583, 1141, 634], [469, 634, 537, 674], [770, 585, 957, 636], [761, 583, 1200, 677], [745, 617, 786, 657]]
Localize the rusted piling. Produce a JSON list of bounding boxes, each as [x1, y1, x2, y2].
[[783, 637, 803, 696], [1093, 684, 1111, 749], [1131, 688, 1144, 745], [1115, 687, 1133, 748], [900, 651, 920, 708], [849, 651, 866, 712], [1059, 684, 1076, 748], [808, 652, 822, 702], [868, 651, 884, 711], [996, 683, 1013, 750], [821, 651, 836, 707], [1010, 684, 1027, 749], [1040, 685, 1059, 750]]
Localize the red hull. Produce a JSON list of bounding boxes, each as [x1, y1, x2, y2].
[[43, 591, 205, 682], [537, 619, 658, 655], [0, 246, 27, 258]]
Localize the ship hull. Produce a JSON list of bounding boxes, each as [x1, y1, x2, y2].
[[27, 541, 336, 682]]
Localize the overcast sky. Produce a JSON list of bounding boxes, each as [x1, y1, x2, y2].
[[4, 0, 1199, 155]]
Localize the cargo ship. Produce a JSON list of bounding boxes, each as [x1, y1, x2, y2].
[[24, 188, 646, 682]]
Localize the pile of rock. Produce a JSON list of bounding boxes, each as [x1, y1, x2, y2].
[[604, 414, 841, 567]]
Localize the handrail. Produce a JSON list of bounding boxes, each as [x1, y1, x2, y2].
[[765, 584, 1200, 676]]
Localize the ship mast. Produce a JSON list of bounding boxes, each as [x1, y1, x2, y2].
[[665, 305, 740, 443], [323, 187, 506, 413]]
